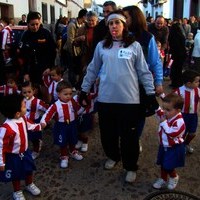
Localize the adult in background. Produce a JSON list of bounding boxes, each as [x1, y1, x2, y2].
[[65, 9, 87, 88], [79, 10, 158, 183], [18, 14, 27, 26], [20, 11, 56, 85], [148, 15, 169, 51], [191, 27, 200, 72], [168, 22, 186, 88], [181, 18, 191, 39], [75, 11, 99, 85], [92, 1, 117, 52], [123, 5, 163, 151]]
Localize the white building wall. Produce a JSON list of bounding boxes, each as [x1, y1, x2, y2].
[[0, 0, 29, 19], [183, 0, 190, 18]]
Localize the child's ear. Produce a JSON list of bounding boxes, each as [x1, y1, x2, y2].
[[15, 111, 21, 118]]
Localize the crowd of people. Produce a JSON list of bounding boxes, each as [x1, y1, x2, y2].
[[0, 1, 200, 200]]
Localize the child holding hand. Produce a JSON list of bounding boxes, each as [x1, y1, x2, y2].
[[0, 94, 43, 200], [153, 93, 185, 190], [40, 81, 84, 168]]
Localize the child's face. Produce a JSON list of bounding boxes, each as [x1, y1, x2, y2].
[[157, 43, 161, 50], [162, 102, 180, 119], [58, 88, 73, 102], [187, 76, 200, 89], [188, 34, 193, 40], [7, 79, 16, 88], [50, 70, 62, 82], [22, 86, 34, 100]]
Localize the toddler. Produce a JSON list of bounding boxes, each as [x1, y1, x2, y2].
[[153, 93, 185, 190], [0, 94, 42, 200], [40, 81, 84, 168], [42, 66, 63, 104], [174, 70, 200, 153], [21, 81, 49, 159]]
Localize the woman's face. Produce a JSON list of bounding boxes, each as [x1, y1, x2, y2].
[[123, 11, 132, 29], [108, 18, 124, 40], [87, 16, 98, 28], [28, 19, 41, 32]]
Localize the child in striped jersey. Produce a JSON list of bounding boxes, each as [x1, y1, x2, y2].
[[0, 94, 43, 200], [42, 66, 63, 104], [174, 70, 200, 153], [21, 81, 49, 160], [40, 81, 84, 169], [153, 93, 185, 190]]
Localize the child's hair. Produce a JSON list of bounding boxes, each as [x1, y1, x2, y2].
[[187, 32, 193, 39], [0, 93, 24, 119], [56, 80, 72, 93], [182, 70, 200, 84], [163, 93, 184, 110], [50, 66, 64, 76]]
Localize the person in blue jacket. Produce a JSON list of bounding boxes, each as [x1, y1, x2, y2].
[[123, 5, 163, 151]]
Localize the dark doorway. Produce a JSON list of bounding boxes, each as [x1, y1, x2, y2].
[[190, 0, 199, 16], [173, 0, 183, 19]]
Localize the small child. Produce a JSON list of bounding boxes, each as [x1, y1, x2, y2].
[[174, 70, 200, 153], [0, 94, 42, 200], [75, 83, 98, 152], [185, 32, 194, 66], [40, 80, 84, 168], [153, 93, 185, 190], [42, 66, 64, 104], [21, 81, 49, 159], [0, 74, 20, 96], [156, 40, 165, 64]]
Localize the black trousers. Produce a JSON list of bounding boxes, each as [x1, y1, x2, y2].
[[98, 102, 140, 171]]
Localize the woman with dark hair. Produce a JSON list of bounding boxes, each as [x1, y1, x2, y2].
[[168, 22, 186, 88], [79, 10, 158, 183], [123, 5, 163, 150]]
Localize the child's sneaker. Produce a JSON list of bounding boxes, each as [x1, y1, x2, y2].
[[25, 183, 41, 196], [81, 143, 88, 152], [104, 159, 116, 170], [13, 190, 26, 200], [75, 140, 83, 149], [32, 151, 40, 160], [60, 156, 69, 168], [125, 171, 137, 183], [153, 178, 167, 189], [186, 145, 194, 153], [70, 150, 83, 160], [167, 175, 179, 190]]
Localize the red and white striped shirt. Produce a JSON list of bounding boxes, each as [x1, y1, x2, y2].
[[2, 25, 12, 49], [25, 96, 49, 121], [0, 85, 20, 96], [41, 99, 83, 124], [174, 85, 200, 113], [0, 117, 42, 166], [43, 74, 63, 102], [156, 107, 185, 147]]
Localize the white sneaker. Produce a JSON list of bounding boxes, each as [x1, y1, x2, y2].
[[75, 140, 83, 149], [60, 156, 69, 168], [125, 171, 137, 183], [153, 178, 167, 189], [168, 175, 179, 190], [81, 143, 88, 152], [70, 150, 83, 160], [104, 159, 116, 170], [25, 183, 41, 196], [13, 191, 26, 200], [32, 151, 40, 160], [186, 145, 194, 153]]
